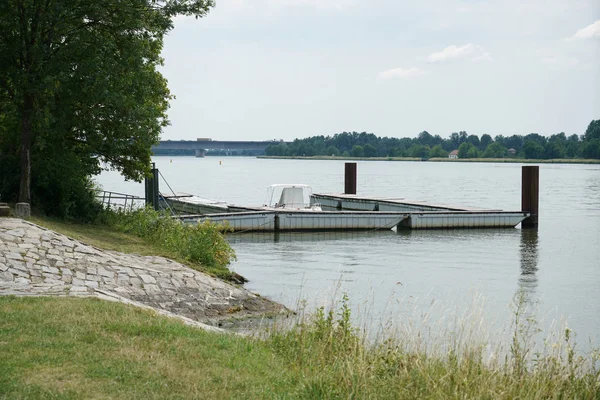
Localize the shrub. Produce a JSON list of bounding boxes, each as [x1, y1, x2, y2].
[[101, 207, 236, 278]]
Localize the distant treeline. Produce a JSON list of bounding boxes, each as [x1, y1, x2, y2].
[[266, 119, 600, 160]]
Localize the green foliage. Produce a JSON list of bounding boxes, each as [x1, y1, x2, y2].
[[458, 142, 478, 158], [467, 145, 480, 158], [351, 145, 364, 157], [325, 145, 340, 156], [523, 140, 545, 159], [544, 141, 566, 159], [584, 119, 600, 141], [409, 144, 430, 158], [582, 139, 600, 159], [363, 143, 377, 157], [483, 142, 507, 158], [0, 0, 214, 213], [262, 121, 598, 160], [480, 133, 493, 150], [429, 144, 448, 158], [101, 207, 236, 277]]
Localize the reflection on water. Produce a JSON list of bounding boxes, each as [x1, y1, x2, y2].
[[227, 230, 397, 244], [228, 227, 520, 245], [518, 228, 539, 295], [517, 228, 539, 321]]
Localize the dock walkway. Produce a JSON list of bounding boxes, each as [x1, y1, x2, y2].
[[175, 191, 528, 232]]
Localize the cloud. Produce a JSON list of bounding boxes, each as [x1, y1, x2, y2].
[[571, 20, 600, 40], [377, 67, 424, 80], [427, 44, 491, 63]]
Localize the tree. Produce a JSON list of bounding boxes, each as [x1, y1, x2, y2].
[[483, 142, 506, 158], [391, 146, 406, 157], [480, 134, 493, 150], [351, 145, 364, 157], [450, 132, 460, 149], [544, 142, 566, 159], [409, 144, 429, 158], [363, 143, 377, 157], [467, 146, 479, 158], [566, 134, 581, 158], [458, 142, 471, 159], [326, 145, 340, 157], [466, 134, 480, 148], [582, 139, 600, 159], [522, 140, 544, 159], [584, 120, 600, 141], [418, 131, 435, 147], [0, 0, 214, 216], [429, 144, 447, 158]]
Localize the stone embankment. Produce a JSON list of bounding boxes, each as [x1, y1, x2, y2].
[[0, 218, 284, 332]]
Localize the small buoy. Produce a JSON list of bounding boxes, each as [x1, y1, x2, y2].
[[170, 159, 172, 163], [219, 160, 222, 165]]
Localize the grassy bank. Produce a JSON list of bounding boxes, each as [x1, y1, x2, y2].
[[29, 211, 235, 280], [0, 296, 598, 399], [258, 155, 600, 164]]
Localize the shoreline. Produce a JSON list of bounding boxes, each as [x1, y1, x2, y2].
[[0, 217, 287, 333], [256, 155, 600, 164]]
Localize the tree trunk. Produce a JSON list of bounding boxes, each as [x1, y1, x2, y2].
[[18, 93, 33, 203]]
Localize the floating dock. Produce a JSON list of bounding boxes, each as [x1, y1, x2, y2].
[[154, 164, 539, 233], [312, 193, 498, 212], [176, 194, 528, 232]]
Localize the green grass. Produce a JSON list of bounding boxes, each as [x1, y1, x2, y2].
[[0, 296, 292, 399], [1, 296, 598, 399], [28, 215, 234, 280]]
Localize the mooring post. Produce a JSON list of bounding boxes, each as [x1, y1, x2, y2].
[[144, 176, 151, 207], [345, 162, 357, 195], [152, 163, 159, 210], [144, 162, 160, 210], [521, 165, 539, 228]]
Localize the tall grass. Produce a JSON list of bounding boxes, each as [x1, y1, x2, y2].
[[264, 292, 599, 398], [100, 207, 236, 279], [0, 294, 598, 398]]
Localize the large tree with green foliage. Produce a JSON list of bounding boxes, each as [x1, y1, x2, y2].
[[0, 0, 213, 217]]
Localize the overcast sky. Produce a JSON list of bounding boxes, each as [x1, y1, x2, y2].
[[159, 0, 599, 141]]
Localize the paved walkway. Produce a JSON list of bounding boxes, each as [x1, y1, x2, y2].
[[0, 218, 284, 332]]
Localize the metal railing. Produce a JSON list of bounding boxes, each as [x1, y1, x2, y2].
[[96, 190, 144, 211]]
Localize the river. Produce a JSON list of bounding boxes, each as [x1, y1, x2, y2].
[[97, 157, 600, 349]]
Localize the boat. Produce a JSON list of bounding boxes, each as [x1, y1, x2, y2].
[[263, 184, 322, 211]]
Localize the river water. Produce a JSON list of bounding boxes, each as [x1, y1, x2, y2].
[[98, 157, 600, 349]]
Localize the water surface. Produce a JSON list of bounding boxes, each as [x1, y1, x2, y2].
[[98, 158, 600, 348]]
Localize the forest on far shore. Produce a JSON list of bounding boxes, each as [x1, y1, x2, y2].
[[265, 119, 600, 160]]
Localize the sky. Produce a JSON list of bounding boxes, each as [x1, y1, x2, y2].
[[159, 0, 600, 141]]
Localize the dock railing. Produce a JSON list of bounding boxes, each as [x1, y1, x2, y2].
[[96, 190, 144, 212]]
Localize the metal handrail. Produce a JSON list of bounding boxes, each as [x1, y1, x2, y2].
[[96, 190, 144, 211]]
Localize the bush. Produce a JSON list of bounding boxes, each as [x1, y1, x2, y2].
[[101, 207, 236, 278]]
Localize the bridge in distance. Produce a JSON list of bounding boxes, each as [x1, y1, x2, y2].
[[152, 138, 286, 157]]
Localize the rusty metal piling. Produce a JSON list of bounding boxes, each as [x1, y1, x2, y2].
[[521, 166, 539, 228], [345, 162, 357, 195], [144, 162, 159, 210]]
